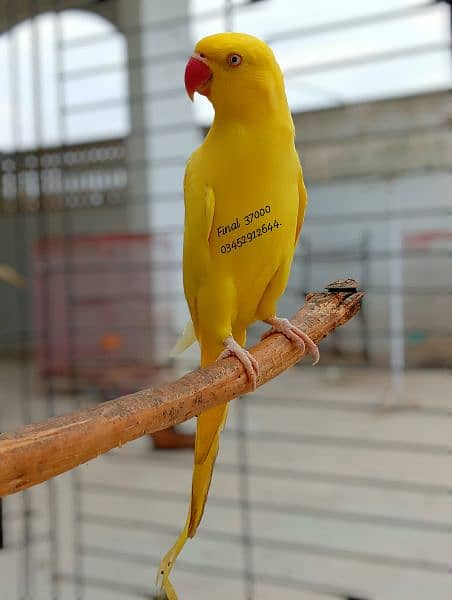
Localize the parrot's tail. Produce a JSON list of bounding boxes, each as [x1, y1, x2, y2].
[[169, 320, 197, 357], [157, 336, 240, 600], [157, 404, 228, 599]]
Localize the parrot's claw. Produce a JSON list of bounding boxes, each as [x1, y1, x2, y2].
[[218, 335, 259, 390], [262, 316, 320, 365]]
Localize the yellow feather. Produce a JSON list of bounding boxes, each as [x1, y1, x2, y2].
[[169, 320, 197, 357], [0, 265, 26, 288], [158, 33, 307, 598]]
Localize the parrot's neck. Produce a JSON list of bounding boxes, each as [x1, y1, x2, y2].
[[210, 73, 293, 133], [211, 92, 294, 133], [210, 109, 294, 142]]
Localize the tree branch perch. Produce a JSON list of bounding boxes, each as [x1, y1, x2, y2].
[[0, 281, 364, 498]]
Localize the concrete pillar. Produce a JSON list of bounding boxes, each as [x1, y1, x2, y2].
[[117, 1, 151, 230], [118, 0, 202, 342], [119, 0, 202, 226]]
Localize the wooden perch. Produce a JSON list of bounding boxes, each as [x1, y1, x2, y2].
[[0, 280, 364, 498]]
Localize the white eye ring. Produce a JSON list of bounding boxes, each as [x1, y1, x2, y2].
[[227, 53, 242, 67]]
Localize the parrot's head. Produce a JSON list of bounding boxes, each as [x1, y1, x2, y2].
[[185, 33, 288, 119]]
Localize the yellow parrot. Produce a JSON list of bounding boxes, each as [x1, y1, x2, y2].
[[157, 32, 319, 599]]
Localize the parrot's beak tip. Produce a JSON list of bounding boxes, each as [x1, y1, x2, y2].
[[185, 54, 212, 102]]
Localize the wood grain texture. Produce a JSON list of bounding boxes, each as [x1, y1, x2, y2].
[[0, 285, 364, 498]]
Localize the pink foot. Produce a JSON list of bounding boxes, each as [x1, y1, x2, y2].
[[261, 316, 320, 365], [217, 336, 259, 390]]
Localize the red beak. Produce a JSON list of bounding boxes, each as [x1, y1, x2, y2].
[[185, 54, 212, 101]]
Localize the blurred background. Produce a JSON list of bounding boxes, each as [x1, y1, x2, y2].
[[0, 0, 451, 599]]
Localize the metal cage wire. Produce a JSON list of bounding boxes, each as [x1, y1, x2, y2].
[[0, 1, 451, 599]]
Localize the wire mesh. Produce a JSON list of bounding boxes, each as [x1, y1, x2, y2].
[[0, 0, 451, 599]]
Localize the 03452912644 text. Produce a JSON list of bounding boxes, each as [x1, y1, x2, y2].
[[220, 218, 282, 255]]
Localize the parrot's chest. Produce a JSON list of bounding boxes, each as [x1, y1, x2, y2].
[[183, 128, 303, 327], [209, 153, 298, 266]]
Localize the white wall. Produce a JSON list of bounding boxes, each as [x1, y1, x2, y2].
[[288, 90, 452, 364]]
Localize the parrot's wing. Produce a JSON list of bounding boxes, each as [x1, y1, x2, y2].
[[203, 186, 215, 244], [182, 152, 216, 328], [184, 153, 215, 244], [295, 163, 308, 246]]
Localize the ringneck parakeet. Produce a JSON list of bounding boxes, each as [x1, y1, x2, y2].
[[157, 32, 319, 599]]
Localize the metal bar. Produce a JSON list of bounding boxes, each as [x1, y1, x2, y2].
[[284, 42, 449, 78], [60, 2, 432, 51], [31, 3, 59, 599], [81, 485, 452, 534], [267, 2, 435, 44], [105, 451, 452, 496], [54, 5, 84, 599], [81, 517, 452, 573], [58, 42, 449, 108]]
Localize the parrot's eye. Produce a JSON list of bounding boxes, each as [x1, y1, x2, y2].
[[227, 53, 242, 67]]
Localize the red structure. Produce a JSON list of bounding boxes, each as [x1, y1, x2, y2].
[[32, 233, 173, 386]]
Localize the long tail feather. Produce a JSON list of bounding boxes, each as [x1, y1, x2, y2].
[[156, 404, 228, 598], [157, 334, 243, 599]]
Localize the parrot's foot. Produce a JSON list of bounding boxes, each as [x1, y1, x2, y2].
[[217, 335, 259, 390], [262, 317, 320, 365]]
